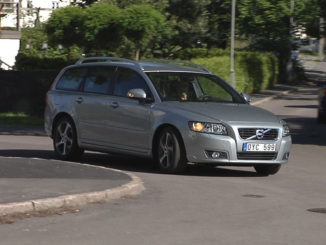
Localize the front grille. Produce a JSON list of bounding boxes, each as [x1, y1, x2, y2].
[[237, 153, 277, 160], [238, 128, 278, 140]]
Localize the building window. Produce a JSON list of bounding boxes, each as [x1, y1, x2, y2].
[[52, 1, 59, 9]]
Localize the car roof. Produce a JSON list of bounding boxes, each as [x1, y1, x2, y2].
[[73, 57, 211, 74]]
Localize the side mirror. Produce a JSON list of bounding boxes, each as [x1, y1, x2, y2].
[[241, 93, 251, 104], [127, 88, 148, 101]]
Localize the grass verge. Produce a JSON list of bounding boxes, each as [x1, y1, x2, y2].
[[0, 113, 43, 126]]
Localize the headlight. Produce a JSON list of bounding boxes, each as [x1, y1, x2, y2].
[[189, 121, 228, 135], [282, 124, 290, 137]]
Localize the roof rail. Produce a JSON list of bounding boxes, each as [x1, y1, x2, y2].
[[142, 59, 211, 73], [75, 57, 143, 70]]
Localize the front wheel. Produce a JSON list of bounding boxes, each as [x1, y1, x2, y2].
[[53, 117, 84, 160], [155, 127, 187, 174], [254, 164, 281, 176]]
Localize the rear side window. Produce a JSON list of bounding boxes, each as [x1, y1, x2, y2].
[[56, 68, 86, 91], [83, 66, 115, 94], [113, 68, 151, 98]]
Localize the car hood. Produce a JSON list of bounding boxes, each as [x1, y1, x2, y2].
[[164, 102, 280, 124]]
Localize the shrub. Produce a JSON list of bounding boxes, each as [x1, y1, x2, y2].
[[192, 51, 278, 93]]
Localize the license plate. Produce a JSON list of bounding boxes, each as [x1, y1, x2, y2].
[[243, 143, 276, 152]]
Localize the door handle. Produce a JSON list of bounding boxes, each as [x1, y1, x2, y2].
[[111, 102, 119, 108], [75, 97, 83, 104]]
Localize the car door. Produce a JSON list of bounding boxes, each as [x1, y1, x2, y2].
[[106, 67, 152, 154], [75, 66, 116, 146]]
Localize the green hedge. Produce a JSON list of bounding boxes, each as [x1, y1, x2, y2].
[[192, 51, 278, 93]]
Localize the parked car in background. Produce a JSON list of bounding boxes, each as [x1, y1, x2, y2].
[[318, 87, 326, 123], [44, 57, 292, 175]]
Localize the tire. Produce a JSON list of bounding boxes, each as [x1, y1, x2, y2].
[[254, 164, 281, 176], [155, 127, 187, 174], [53, 116, 84, 160]]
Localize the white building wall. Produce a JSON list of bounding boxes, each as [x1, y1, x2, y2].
[[0, 0, 79, 69], [1, 0, 75, 28], [0, 39, 20, 69]]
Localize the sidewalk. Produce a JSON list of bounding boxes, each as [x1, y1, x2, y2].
[[250, 84, 299, 105], [0, 155, 144, 218]]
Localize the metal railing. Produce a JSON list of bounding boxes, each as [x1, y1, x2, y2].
[[0, 58, 13, 70]]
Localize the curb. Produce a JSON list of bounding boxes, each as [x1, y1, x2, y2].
[[0, 159, 145, 217]]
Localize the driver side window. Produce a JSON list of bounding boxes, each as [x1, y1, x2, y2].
[[113, 68, 151, 98]]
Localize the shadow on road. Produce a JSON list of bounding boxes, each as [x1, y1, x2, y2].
[[304, 69, 326, 75], [282, 116, 326, 146], [285, 105, 318, 109], [0, 149, 260, 177]]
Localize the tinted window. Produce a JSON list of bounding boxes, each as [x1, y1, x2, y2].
[[197, 76, 233, 102], [147, 73, 197, 101], [147, 72, 244, 103], [56, 68, 86, 91], [113, 68, 150, 97], [84, 66, 114, 94]]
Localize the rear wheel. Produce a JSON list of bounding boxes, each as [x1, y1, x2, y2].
[[254, 164, 281, 176], [53, 116, 84, 160], [155, 127, 187, 174]]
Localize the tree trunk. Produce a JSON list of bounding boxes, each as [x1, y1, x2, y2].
[[135, 48, 140, 61]]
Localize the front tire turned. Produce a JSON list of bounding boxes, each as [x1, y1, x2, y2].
[[155, 127, 187, 174]]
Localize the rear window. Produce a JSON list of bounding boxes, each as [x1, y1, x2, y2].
[[56, 68, 87, 91]]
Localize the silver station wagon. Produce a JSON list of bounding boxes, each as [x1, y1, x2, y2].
[[45, 57, 291, 175]]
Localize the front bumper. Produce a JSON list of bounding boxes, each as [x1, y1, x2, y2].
[[183, 131, 292, 165]]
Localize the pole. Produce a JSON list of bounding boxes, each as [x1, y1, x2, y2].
[[16, 2, 20, 31], [290, 0, 294, 39], [319, 17, 325, 61], [230, 0, 236, 88]]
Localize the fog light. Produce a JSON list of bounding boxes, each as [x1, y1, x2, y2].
[[206, 151, 228, 159], [212, 152, 220, 158]]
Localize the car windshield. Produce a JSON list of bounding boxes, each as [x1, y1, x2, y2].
[[146, 72, 245, 103]]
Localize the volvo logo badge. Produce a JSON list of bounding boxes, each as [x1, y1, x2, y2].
[[256, 129, 265, 140]]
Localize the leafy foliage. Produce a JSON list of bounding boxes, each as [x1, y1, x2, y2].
[[122, 4, 166, 60], [192, 51, 278, 93], [45, 6, 86, 47], [84, 3, 122, 53], [16, 0, 320, 85]]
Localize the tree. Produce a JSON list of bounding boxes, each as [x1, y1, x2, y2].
[[84, 3, 122, 54], [122, 4, 166, 60], [321, 0, 326, 20], [165, 0, 209, 49], [45, 6, 86, 48], [205, 0, 232, 49], [236, 0, 292, 82], [111, 0, 168, 10], [237, 0, 290, 41], [294, 0, 320, 38]]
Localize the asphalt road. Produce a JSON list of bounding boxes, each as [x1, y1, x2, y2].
[[0, 84, 325, 244]]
